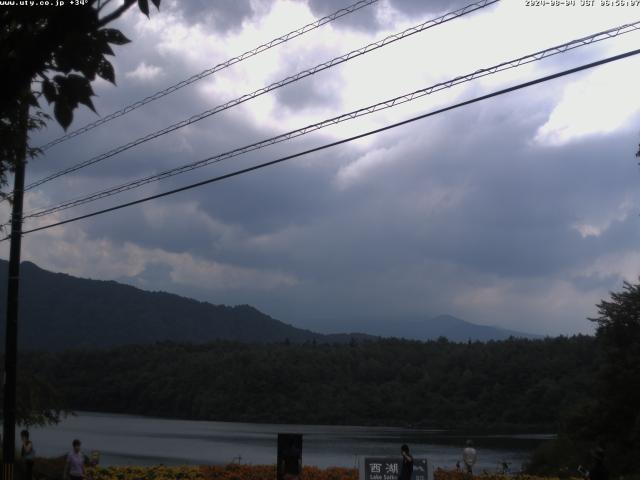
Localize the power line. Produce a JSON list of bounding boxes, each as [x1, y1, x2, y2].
[[35, 0, 380, 152], [22, 0, 498, 193], [20, 20, 640, 221], [12, 47, 640, 239]]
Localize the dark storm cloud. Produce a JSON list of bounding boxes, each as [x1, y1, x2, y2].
[[31, 81, 640, 287], [27, 58, 282, 195], [62, 94, 640, 291], [206, 94, 638, 289], [338, 99, 640, 281]]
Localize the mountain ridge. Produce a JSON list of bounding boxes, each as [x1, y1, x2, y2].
[[0, 259, 538, 350], [305, 312, 541, 342]]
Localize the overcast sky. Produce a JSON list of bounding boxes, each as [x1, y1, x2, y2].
[[2, 0, 639, 335]]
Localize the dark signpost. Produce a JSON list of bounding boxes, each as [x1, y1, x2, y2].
[[277, 433, 303, 480], [362, 457, 429, 480]]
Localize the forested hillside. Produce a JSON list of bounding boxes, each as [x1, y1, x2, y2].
[[0, 261, 370, 349], [21, 336, 595, 430]]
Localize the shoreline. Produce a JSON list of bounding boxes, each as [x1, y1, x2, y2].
[[63, 411, 557, 436]]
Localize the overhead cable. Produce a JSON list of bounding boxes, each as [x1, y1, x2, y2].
[[12, 47, 640, 238], [21, 20, 640, 221], [23, 0, 499, 192], [35, 0, 381, 152]]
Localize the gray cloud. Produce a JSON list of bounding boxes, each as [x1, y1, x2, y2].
[[170, 0, 255, 33], [389, 0, 472, 17], [306, 0, 474, 31], [274, 73, 342, 111], [305, 0, 380, 30]]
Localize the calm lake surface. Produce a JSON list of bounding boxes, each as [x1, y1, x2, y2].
[[30, 412, 553, 472]]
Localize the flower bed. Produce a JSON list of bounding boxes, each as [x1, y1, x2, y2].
[[85, 465, 358, 480], [433, 470, 581, 480], [28, 463, 589, 480]]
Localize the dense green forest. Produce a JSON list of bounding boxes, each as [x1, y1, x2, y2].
[[20, 336, 595, 430]]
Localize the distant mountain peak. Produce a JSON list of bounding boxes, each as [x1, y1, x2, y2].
[[303, 312, 540, 342]]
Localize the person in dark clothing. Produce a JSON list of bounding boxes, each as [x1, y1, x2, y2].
[[586, 447, 608, 480], [20, 430, 35, 480], [399, 444, 414, 480]]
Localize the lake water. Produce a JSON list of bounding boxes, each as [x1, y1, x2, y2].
[[30, 412, 553, 472]]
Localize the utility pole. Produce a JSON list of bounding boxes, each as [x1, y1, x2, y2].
[[2, 97, 28, 480]]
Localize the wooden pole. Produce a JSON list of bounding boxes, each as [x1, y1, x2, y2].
[[2, 97, 28, 480]]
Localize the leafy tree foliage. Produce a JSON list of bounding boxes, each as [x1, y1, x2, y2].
[[527, 280, 640, 476], [587, 281, 640, 473], [0, 363, 66, 427], [0, 0, 160, 424], [0, 0, 160, 194]]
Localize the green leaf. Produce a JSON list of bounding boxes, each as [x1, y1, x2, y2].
[[138, 0, 149, 17], [150, 0, 160, 8], [53, 50, 74, 74], [79, 96, 97, 114], [100, 28, 131, 46], [52, 31, 90, 74], [76, 53, 101, 81], [54, 100, 73, 130], [55, 74, 97, 115], [97, 58, 116, 84], [27, 93, 39, 108], [64, 74, 94, 96], [66, 74, 96, 112], [42, 79, 56, 104], [97, 39, 115, 56]]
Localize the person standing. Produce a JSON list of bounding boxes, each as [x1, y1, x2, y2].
[[399, 444, 414, 480], [585, 447, 608, 480], [20, 430, 35, 480], [64, 439, 86, 480], [462, 440, 477, 475]]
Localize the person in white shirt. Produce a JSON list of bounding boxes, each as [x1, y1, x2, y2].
[[64, 439, 86, 480], [462, 439, 477, 475]]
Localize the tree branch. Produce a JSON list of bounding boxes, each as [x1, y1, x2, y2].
[[97, 0, 115, 13], [97, 0, 137, 27]]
